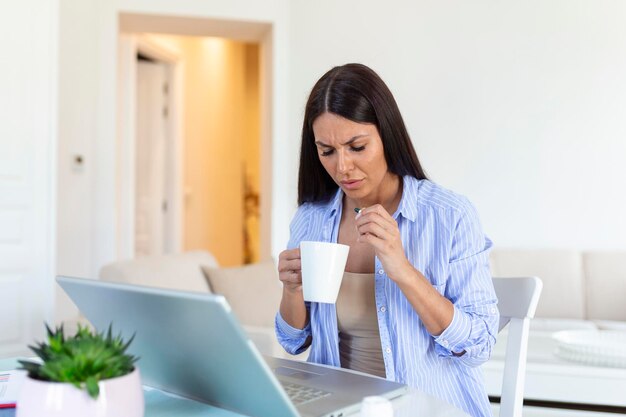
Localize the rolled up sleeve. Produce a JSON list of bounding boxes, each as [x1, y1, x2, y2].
[[275, 310, 312, 355], [434, 200, 499, 367], [274, 203, 314, 355]]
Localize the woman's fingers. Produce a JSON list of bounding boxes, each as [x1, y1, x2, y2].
[[278, 248, 302, 273], [355, 205, 405, 261], [279, 248, 301, 262], [281, 269, 302, 283], [356, 205, 396, 228], [278, 258, 301, 273], [356, 221, 391, 240], [278, 248, 303, 289], [356, 206, 398, 237]]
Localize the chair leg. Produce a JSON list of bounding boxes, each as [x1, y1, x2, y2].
[[499, 318, 530, 417]]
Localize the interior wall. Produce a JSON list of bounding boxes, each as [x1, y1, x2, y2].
[[188, 37, 245, 266], [289, 0, 626, 251], [56, 0, 100, 323]]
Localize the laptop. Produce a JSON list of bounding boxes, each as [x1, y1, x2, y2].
[[57, 276, 407, 417]]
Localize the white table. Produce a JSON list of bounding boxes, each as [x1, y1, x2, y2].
[[0, 357, 469, 417], [483, 331, 626, 412]]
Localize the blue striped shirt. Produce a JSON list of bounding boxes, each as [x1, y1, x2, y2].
[[275, 176, 499, 417]]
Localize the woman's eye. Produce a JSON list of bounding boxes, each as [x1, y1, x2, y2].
[[351, 145, 365, 152], [321, 149, 334, 157]]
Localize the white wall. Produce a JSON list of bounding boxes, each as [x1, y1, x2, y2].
[[289, 0, 626, 251], [56, 0, 100, 322]]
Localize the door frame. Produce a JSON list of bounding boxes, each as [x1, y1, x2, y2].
[[115, 14, 275, 266], [117, 34, 184, 258]]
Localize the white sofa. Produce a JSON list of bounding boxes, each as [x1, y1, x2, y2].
[[490, 249, 626, 324], [95, 248, 626, 415]]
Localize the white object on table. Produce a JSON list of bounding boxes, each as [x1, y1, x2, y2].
[[0, 370, 26, 407], [553, 330, 626, 368], [360, 395, 393, 417]]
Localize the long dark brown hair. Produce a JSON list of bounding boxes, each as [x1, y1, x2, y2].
[[298, 63, 427, 205]]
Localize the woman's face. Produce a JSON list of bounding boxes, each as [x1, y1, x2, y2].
[[312, 112, 391, 201]]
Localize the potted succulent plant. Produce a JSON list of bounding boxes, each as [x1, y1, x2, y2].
[[16, 324, 144, 417]]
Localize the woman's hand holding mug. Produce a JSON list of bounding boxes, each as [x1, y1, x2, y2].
[[278, 248, 303, 293]]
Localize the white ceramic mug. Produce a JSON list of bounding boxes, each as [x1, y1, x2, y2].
[[300, 241, 350, 304]]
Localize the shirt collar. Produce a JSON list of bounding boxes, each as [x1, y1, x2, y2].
[[327, 186, 344, 219], [393, 175, 419, 222]]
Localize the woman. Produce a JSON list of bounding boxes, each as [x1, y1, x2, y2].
[[275, 63, 498, 417]]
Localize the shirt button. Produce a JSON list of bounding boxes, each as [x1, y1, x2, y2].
[[385, 347, 392, 354], [378, 269, 384, 275], [442, 339, 449, 347], [380, 306, 386, 313]]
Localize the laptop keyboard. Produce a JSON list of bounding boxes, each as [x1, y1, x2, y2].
[[281, 382, 331, 405]]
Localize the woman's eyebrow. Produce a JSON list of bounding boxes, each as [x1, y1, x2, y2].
[[314, 140, 332, 147], [315, 134, 369, 147], [342, 135, 368, 145]]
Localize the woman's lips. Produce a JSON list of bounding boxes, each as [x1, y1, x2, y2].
[[340, 179, 363, 190]]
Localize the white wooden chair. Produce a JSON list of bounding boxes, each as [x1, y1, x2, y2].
[[492, 276, 543, 417]]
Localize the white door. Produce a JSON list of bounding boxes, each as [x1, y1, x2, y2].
[[0, 140, 54, 357], [135, 61, 168, 257], [0, 0, 56, 356]]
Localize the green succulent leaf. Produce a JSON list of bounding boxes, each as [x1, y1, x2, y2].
[[86, 376, 100, 399], [18, 323, 139, 400]]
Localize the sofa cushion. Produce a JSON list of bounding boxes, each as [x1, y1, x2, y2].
[[202, 260, 281, 328], [584, 252, 626, 321], [99, 250, 217, 293], [490, 249, 585, 319]]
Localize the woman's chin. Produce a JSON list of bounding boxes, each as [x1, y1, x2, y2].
[[341, 187, 368, 200]]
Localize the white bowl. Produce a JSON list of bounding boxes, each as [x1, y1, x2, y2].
[[552, 330, 626, 368]]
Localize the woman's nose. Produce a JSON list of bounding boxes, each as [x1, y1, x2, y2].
[[337, 150, 353, 174]]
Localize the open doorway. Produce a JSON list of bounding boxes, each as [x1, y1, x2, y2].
[[117, 14, 271, 267]]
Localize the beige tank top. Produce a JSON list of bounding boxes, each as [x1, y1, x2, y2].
[[336, 271, 386, 378]]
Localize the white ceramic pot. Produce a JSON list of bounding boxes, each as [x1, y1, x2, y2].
[[16, 367, 144, 417]]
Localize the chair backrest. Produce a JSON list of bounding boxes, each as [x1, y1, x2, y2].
[[492, 276, 543, 417]]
